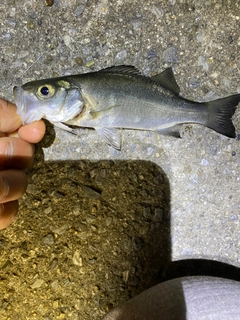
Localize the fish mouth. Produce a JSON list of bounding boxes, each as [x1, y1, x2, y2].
[[13, 86, 44, 125]]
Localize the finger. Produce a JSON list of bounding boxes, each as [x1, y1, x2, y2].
[[0, 170, 28, 203], [0, 200, 18, 230], [0, 137, 34, 170], [0, 99, 22, 133], [17, 120, 46, 143]]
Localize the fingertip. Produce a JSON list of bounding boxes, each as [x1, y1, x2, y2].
[[0, 201, 18, 230], [0, 99, 22, 133], [18, 120, 46, 143]]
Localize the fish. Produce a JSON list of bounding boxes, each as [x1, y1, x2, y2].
[[13, 65, 240, 150]]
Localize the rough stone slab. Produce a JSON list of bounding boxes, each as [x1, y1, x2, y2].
[[0, 1, 239, 319]]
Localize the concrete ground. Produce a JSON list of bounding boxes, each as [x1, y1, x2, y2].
[[0, 1, 239, 319]]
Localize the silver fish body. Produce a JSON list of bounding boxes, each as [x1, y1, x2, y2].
[[13, 66, 240, 149]]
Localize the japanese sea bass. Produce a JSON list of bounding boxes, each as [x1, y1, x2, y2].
[[13, 66, 240, 150]]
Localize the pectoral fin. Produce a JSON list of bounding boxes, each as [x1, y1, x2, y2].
[[90, 105, 119, 119], [95, 127, 121, 150], [157, 124, 183, 138]]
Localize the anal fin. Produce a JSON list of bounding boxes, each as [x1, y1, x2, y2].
[[157, 124, 183, 138]]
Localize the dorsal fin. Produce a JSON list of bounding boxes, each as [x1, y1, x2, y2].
[[99, 65, 141, 76], [151, 68, 180, 96]]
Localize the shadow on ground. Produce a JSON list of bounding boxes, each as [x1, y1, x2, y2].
[[1, 128, 240, 319], [0, 137, 172, 319], [166, 259, 240, 281]]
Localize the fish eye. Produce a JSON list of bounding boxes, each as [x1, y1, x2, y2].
[[40, 86, 49, 96], [37, 84, 55, 99]]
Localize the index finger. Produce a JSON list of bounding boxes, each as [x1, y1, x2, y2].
[[0, 98, 22, 133]]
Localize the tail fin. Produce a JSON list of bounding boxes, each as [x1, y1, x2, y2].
[[206, 94, 240, 138]]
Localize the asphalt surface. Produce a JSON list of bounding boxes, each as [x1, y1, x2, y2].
[[0, 1, 240, 319]]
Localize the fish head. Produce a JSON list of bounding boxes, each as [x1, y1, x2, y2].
[[13, 78, 84, 125]]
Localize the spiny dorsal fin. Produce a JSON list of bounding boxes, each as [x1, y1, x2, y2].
[[151, 68, 180, 96], [99, 65, 141, 76]]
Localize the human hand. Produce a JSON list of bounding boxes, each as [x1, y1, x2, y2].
[[0, 98, 46, 230]]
